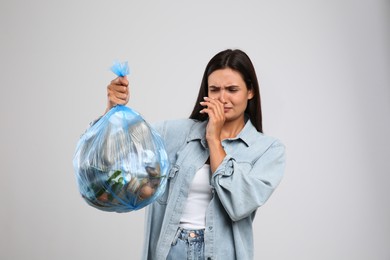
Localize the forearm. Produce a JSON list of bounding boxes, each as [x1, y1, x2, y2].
[[211, 141, 286, 221], [207, 138, 227, 173]]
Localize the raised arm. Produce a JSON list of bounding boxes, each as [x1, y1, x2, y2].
[[211, 139, 286, 222]]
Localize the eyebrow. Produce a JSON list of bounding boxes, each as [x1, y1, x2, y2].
[[208, 85, 240, 89]]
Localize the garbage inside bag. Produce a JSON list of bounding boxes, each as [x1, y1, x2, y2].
[[73, 105, 169, 212]]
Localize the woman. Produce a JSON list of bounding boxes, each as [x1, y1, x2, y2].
[[106, 49, 285, 260]]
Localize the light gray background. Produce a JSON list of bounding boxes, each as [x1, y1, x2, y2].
[[1, 0, 389, 259]]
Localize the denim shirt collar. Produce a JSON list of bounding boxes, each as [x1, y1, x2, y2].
[[233, 119, 259, 147], [186, 117, 259, 148]]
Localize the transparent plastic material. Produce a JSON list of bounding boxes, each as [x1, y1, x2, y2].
[[110, 60, 129, 77], [73, 61, 168, 212]]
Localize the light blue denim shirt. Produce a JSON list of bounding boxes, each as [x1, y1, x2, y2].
[[142, 118, 286, 260]]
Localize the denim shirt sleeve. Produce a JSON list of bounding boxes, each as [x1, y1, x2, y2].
[[210, 139, 286, 222]]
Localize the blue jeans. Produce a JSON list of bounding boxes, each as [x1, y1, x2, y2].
[[166, 228, 205, 260]]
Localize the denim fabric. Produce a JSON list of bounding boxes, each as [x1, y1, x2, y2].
[[166, 228, 205, 260], [142, 118, 286, 260]]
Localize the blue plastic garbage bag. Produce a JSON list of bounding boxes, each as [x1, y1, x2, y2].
[[73, 61, 169, 212], [110, 60, 129, 77]]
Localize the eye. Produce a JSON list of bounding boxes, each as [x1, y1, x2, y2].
[[208, 86, 219, 92], [227, 87, 239, 92]]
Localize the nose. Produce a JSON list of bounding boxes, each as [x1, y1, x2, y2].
[[218, 90, 227, 104]]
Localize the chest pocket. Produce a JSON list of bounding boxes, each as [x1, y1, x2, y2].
[[157, 164, 179, 205]]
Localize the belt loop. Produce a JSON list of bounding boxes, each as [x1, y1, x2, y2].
[[171, 227, 182, 246]]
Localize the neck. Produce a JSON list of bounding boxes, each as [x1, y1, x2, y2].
[[220, 118, 246, 140]]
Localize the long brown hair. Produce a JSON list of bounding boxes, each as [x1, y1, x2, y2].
[[189, 49, 263, 133]]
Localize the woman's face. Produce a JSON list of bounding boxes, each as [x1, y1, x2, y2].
[[207, 68, 254, 124]]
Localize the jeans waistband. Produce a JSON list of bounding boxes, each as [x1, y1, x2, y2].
[[172, 228, 205, 245]]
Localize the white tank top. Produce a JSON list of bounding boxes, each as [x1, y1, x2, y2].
[[179, 164, 212, 229]]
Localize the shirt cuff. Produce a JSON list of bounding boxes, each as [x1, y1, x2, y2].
[[210, 155, 234, 187]]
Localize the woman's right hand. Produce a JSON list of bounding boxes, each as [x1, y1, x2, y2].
[[106, 76, 130, 113]]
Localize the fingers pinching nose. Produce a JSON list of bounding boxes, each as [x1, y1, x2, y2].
[[203, 97, 215, 101]]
